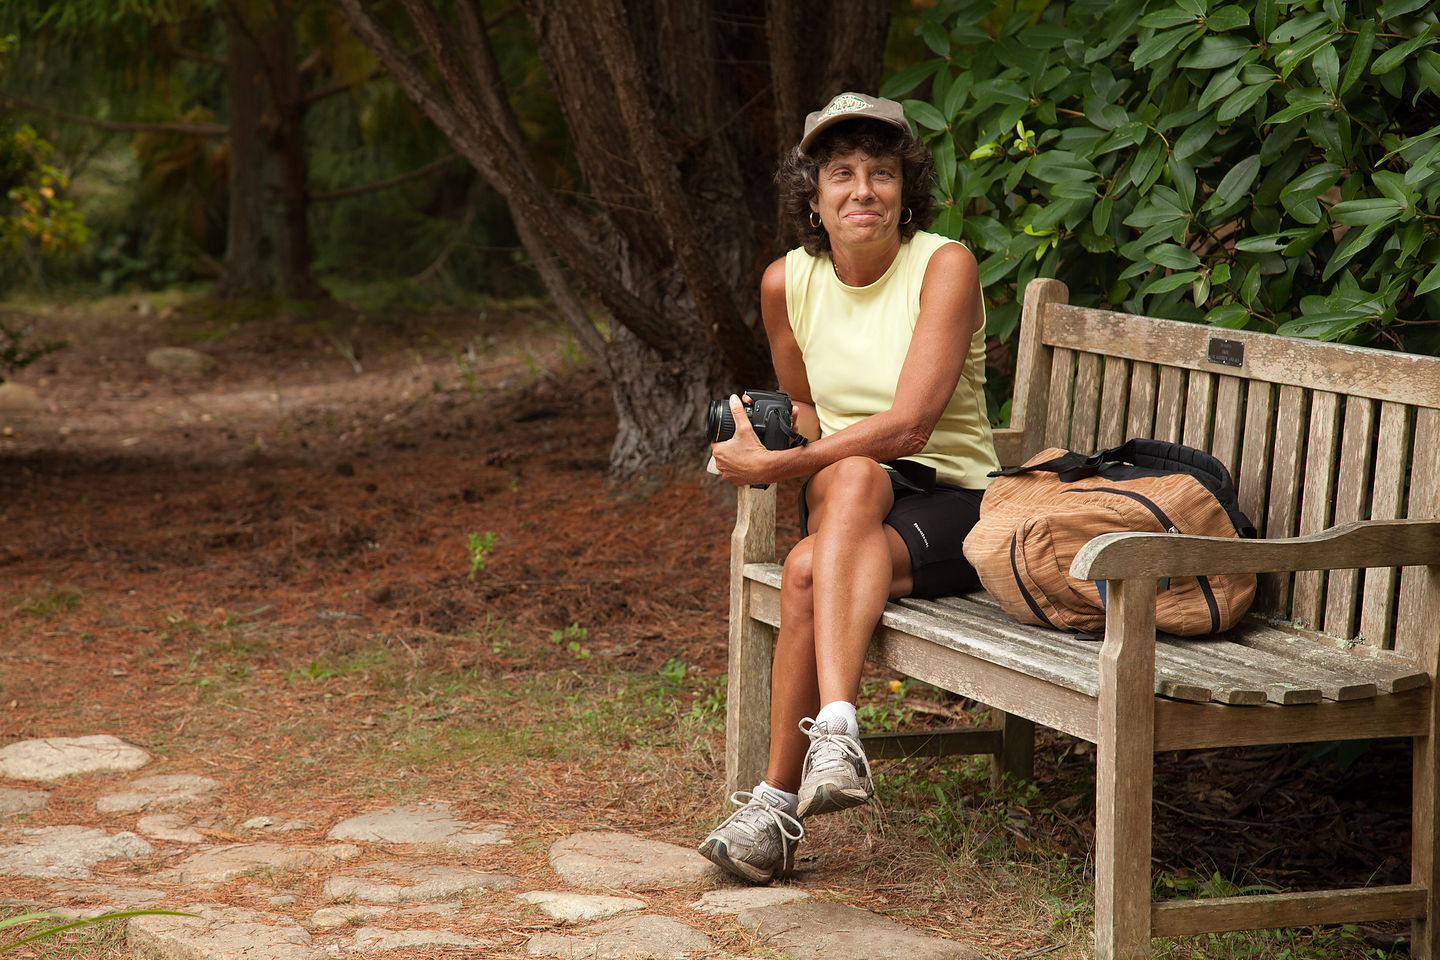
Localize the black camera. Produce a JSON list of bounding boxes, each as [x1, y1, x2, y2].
[[705, 389, 805, 451]]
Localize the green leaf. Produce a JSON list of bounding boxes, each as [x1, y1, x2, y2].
[[1205, 6, 1252, 32], [1329, 197, 1405, 225], [1140, 270, 1203, 295], [1268, 11, 1328, 43], [1141, 8, 1200, 28], [1378, 0, 1433, 19], [1313, 44, 1340, 94], [919, 18, 951, 57], [1179, 35, 1252, 69], [1132, 26, 1201, 68], [1279, 162, 1343, 224], [880, 61, 941, 100], [1340, 20, 1377, 95], [1206, 304, 1252, 327], [1216, 81, 1270, 122], [1173, 117, 1219, 160], [1233, 233, 1293, 253], [1168, 156, 1197, 207], [1204, 154, 1261, 211], [1265, 89, 1332, 124], [905, 99, 949, 132], [943, 74, 971, 120], [1372, 24, 1440, 76], [1198, 62, 1246, 109], [1415, 260, 1440, 296], [1148, 243, 1202, 269]]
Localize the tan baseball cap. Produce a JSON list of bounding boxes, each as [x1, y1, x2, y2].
[[799, 92, 912, 153]]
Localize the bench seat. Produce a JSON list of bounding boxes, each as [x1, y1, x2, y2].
[[744, 562, 1428, 709]]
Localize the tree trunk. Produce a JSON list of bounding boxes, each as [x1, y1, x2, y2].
[[338, 0, 890, 474], [215, 1, 273, 299], [215, 0, 325, 301]]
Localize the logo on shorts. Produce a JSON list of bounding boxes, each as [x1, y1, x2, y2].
[[911, 522, 930, 548]]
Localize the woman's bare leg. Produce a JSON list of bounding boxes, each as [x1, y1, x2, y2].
[[763, 457, 912, 793]]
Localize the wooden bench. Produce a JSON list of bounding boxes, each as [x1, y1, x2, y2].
[[723, 277, 1440, 959]]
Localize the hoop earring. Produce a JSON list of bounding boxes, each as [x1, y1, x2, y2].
[[901, 207, 913, 225], [809, 211, 822, 229]]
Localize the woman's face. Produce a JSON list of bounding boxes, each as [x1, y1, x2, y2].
[[810, 148, 903, 250]]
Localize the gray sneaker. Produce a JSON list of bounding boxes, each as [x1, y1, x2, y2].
[[698, 791, 804, 884], [795, 717, 874, 818]]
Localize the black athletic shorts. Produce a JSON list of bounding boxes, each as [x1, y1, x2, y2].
[[796, 464, 986, 599]]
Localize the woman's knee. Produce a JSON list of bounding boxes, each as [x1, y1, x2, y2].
[[780, 539, 815, 607], [808, 457, 893, 526]]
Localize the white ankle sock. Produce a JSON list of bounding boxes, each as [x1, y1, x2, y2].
[[815, 700, 858, 738], [753, 781, 799, 814]]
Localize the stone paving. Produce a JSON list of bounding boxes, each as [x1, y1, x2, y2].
[[0, 735, 985, 959]]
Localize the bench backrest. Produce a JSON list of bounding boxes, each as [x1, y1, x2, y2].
[[998, 278, 1440, 654]]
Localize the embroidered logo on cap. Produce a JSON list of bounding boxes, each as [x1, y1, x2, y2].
[[821, 94, 869, 118]]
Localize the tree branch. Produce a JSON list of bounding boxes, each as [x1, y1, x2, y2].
[[589, 0, 752, 372], [339, 0, 677, 357], [308, 152, 464, 202], [0, 91, 228, 137]]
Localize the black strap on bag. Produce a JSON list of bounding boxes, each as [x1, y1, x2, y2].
[[990, 438, 1257, 539]]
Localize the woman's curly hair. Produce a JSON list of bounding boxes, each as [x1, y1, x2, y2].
[[776, 118, 936, 256]]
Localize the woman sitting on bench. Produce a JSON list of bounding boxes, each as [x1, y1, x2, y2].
[[699, 91, 1000, 883]]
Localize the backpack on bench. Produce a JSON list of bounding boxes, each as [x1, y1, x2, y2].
[[962, 438, 1258, 637]]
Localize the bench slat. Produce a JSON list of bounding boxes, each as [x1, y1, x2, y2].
[[1234, 623, 1429, 695], [1212, 375, 1244, 479], [1126, 361, 1158, 441], [1072, 351, 1102, 451], [1098, 355, 1129, 449], [1325, 397, 1377, 640], [1155, 366, 1186, 443], [1294, 391, 1343, 629], [1238, 379, 1274, 538], [1182, 369, 1215, 451], [1397, 407, 1440, 660], [1259, 385, 1307, 611], [1045, 347, 1077, 449], [1359, 402, 1411, 647]]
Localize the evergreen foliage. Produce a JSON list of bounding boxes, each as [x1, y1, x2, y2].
[[888, 0, 1440, 357]]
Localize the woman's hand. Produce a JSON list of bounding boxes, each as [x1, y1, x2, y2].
[[710, 394, 777, 487], [791, 399, 820, 443]]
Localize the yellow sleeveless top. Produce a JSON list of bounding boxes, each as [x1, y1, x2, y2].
[[785, 230, 998, 489]]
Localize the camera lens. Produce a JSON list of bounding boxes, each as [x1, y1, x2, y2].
[[705, 399, 736, 442]]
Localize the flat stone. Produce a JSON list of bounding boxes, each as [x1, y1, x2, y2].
[[326, 802, 510, 850], [135, 813, 216, 844], [353, 926, 485, 950], [0, 382, 44, 412], [155, 842, 359, 883], [690, 886, 809, 915], [95, 775, 222, 813], [0, 786, 49, 814], [526, 914, 714, 959], [0, 826, 153, 879], [736, 901, 983, 960], [515, 891, 646, 922], [128, 903, 321, 960], [0, 736, 151, 782], [145, 347, 216, 375], [323, 861, 515, 903], [310, 903, 456, 929], [549, 832, 722, 891]]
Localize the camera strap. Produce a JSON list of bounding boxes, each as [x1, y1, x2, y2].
[[884, 458, 937, 492]]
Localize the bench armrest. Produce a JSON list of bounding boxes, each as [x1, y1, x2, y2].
[[1072, 518, 1440, 581]]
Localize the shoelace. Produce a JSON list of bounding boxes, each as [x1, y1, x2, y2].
[[722, 791, 804, 844], [798, 717, 874, 783]]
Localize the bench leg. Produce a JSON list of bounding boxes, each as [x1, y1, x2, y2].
[[1095, 579, 1156, 960], [990, 711, 1035, 789], [1414, 724, 1440, 958], [724, 606, 776, 798]]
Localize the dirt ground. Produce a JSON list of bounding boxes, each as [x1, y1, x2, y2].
[[0, 294, 1417, 958]]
